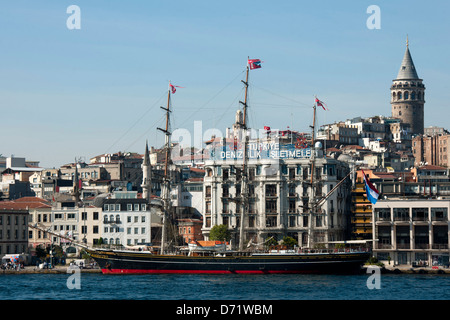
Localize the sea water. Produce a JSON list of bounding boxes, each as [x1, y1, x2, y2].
[[0, 273, 448, 300]]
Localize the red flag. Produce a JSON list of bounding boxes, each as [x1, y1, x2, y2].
[[315, 98, 329, 111], [248, 58, 262, 70], [169, 83, 184, 94], [264, 126, 271, 132]]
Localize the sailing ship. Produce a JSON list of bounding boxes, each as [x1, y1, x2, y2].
[[35, 60, 371, 274]]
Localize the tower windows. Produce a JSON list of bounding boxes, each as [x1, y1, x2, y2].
[[404, 92, 409, 100], [411, 92, 416, 100], [398, 92, 402, 99]]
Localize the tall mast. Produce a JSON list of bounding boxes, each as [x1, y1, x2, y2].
[[157, 82, 172, 254], [238, 63, 250, 251], [308, 99, 317, 248]]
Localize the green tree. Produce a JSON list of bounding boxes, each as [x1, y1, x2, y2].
[[281, 236, 298, 248], [209, 225, 231, 242], [265, 237, 278, 247], [35, 246, 47, 260]]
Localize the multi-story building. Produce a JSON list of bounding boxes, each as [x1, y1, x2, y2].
[[178, 218, 204, 244], [372, 198, 449, 268], [100, 191, 162, 247], [350, 171, 374, 240], [0, 205, 29, 257], [412, 133, 450, 168], [201, 124, 352, 248]]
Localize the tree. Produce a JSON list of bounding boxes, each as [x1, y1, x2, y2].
[[281, 236, 298, 248], [35, 246, 47, 261], [209, 225, 231, 242], [265, 237, 278, 247]]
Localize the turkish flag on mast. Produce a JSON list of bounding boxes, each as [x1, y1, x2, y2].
[[315, 97, 329, 111], [169, 83, 184, 94], [248, 58, 262, 70]]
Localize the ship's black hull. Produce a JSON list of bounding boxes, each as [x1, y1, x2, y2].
[[87, 249, 371, 274]]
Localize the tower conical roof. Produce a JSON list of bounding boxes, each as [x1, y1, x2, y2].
[[143, 140, 150, 166], [396, 43, 419, 80]]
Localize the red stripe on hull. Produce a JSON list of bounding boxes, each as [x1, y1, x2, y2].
[[102, 269, 319, 274]]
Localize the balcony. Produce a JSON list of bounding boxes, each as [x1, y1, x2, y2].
[[432, 244, 449, 250], [103, 219, 121, 224], [376, 243, 393, 250], [414, 243, 430, 250]]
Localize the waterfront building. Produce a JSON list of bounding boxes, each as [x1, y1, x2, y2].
[[372, 198, 450, 267], [0, 204, 28, 257], [17, 197, 52, 249], [100, 191, 162, 247], [201, 113, 352, 248]]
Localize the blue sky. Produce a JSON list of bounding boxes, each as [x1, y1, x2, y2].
[[1, 1, 449, 168]]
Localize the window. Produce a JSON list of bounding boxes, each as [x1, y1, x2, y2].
[[289, 199, 296, 213], [394, 208, 409, 221], [266, 216, 277, 227], [115, 204, 120, 211], [265, 200, 277, 213], [205, 186, 212, 197], [222, 200, 229, 213], [316, 216, 323, 227], [265, 184, 277, 197], [127, 204, 133, 211], [249, 216, 255, 228], [104, 204, 109, 211], [289, 216, 296, 227], [134, 204, 140, 211]]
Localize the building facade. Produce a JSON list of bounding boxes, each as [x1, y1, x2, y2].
[[202, 135, 352, 249], [372, 199, 449, 267], [0, 207, 28, 256], [101, 193, 162, 247]]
